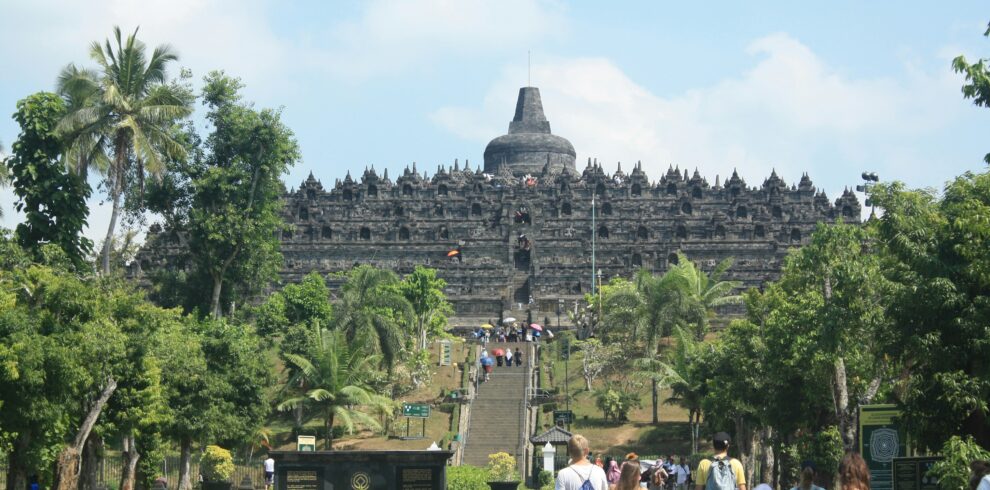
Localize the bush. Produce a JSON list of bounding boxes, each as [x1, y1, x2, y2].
[[488, 452, 519, 482], [438, 402, 457, 414], [930, 436, 990, 490], [199, 445, 235, 482], [543, 402, 557, 413], [447, 465, 489, 490], [538, 470, 554, 488]]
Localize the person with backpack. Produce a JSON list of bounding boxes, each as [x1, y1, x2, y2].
[[695, 432, 746, 490], [555, 434, 609, 490]]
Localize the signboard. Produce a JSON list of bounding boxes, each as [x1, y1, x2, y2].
[[397, 466, 439, 490], [892, 457, 941, 490], [553, 410, 574, 425], [296, 435, 316, 452], [860, 404, 909, 490], [285, 470, 319, 490], [439, 341, 452, 366], [402, 403, 431, 418]]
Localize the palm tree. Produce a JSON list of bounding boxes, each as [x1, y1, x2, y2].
[[667, 253, 743, 339], [57, 26, 192, 274], [277, 328, 392, 449], [332, 265, 413, 369], [662, 326, 708, 454]]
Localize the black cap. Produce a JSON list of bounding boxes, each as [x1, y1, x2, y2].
[[713, 432, 731, 444], [801, 460, 816, 471]]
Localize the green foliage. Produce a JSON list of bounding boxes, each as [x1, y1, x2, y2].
[[929, 436, 990, 490], [446, 465, 489, 490], [595, 387, 641, 422], [538, 469, 554, 489], [187, 71, 299, 317], [199, 445, 235, 482], [398, 266, 452, 350], [56, 26, 194, 273], [872, 178, 990, 450], [952, 22, 990, 164], [332, 265, 413, 369], [277, 328, 391, 449], [487, 452, 519, 482], [6, 92, 92, 269]]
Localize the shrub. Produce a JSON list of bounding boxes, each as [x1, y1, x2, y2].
[[199, 445, 234, 482], [538, 469, 554, 488], [447, 465, 489, 490], [930, 436, 990, 490], [487, 452, 519, 482], [438, 402, 457, 414]]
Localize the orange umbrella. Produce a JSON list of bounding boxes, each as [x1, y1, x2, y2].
[[447, 250, 460, 257], [492, 348, 505, 356]]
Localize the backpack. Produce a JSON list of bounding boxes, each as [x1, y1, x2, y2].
[[704, 457, 736, 490], [569, 466, 596, 490]]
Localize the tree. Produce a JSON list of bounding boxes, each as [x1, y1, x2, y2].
[[6, 92, 93, 269], [577, 338, 623, 390], [952, 21, 990, 164], [187, 72, 299, 317], [332, 265, 413, 370], [57, 26, 193, 274], [667, 254, 742, 340], [660, 327, 707, 454], [872, 177, 990, 450], [256, 271, 332, 340], [398, 266, 452, 350], [277, 328, 391, 449]]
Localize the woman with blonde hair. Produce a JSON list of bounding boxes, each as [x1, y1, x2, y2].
[[838, 452, 871, 490], [610, 460, 643, 490]]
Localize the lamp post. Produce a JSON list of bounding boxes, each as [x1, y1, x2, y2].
[[596, 269, 604, 337], [558, 299, 568, 411], [856, 171, 880, 217]]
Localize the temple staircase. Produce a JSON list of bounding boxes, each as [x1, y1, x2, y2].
[[462, 342, 531, 470]]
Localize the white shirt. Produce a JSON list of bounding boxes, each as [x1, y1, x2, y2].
[[264, 458, 274, 472], [674, 464, 691, 484], [976, 475, 990, 490], [555, 463, 609, 490]]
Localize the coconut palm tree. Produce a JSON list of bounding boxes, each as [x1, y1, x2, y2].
[[667, 253, 743, 339], [57, 26, 192, 274], [332, 265, 413, 370], [662, 326, 709, 454], [277, 328, 392, 449]]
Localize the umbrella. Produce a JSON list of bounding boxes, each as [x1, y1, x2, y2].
[[480, 324, 494, 329], [492, 348, 505, 356], [447, 250, 460, 257], [529, 323, 543, 331], [546, 330, 554, 338], [480, 356, 494, 366], [502, 317, 517, 324]]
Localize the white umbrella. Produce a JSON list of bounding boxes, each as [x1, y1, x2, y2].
[[502, 317, 517, 323]]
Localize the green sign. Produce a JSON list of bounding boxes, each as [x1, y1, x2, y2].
[[553, 410, 574, 425], [892, 457, 941, 490], [860, 404, 909, 490], [297, 435, 316, 452], [402, 403, 431, 418]]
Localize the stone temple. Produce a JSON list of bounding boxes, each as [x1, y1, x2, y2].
[[136, 87, 860, 326]]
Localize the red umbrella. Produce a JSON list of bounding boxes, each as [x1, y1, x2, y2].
[[529, 323, 543, 331], [492, 348, 505, 356]]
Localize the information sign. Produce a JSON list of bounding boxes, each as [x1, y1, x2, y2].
[[860, 404, 909, 490], [439, 341, 452, 366], [553, 410, 574, 425], [402, 403, 431, 418], [892, 457, 941, 490], [296, 435, 316, 452]]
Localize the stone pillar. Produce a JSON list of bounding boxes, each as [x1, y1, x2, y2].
[[542, 442, 556, 474]]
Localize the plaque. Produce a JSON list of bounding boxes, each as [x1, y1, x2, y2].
[[286, 470, 319, 490], [397, 467, 435, 490]]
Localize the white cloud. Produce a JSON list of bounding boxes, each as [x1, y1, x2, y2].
[[432, 33, 965, 197], [315, 0, 567, 79]]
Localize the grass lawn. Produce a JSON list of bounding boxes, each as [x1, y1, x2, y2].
[[537, 343, 693, 458], [267, 340, 472, 451]]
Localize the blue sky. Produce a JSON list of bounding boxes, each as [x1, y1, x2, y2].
[[1, 1, 988, 243]]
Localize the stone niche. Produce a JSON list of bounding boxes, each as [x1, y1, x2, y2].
[[271, 450, 453, 490]]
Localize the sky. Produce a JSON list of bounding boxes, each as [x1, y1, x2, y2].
[[1, 0, 988, 244]]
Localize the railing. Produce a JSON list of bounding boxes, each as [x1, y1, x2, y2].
[[0, 456, 264, 490]]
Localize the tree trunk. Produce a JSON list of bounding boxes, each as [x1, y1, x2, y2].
[[80, 435, 103, 490], [652, 379, 659, 424], [759, 427, 774, 489], [119, 434, 139, 490], [101, 178, 123, 275], [178, 438, 193, 490], [832, 357, 856, 450], [211, 275, 223, 319], [691, 411, 700, 455], [6, 433, 30, 490], [326, 412, 335, 450], [56, 377, 117, 490]]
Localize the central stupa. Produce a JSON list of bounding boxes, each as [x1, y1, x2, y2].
[[483, 87, 577, 177]]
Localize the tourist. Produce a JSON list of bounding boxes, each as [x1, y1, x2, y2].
[[664, 455, 676, 490], [970, 460, 990, 490], [555, 434, 609, 490], [596, 455, 605, 468], [612, 460, 643, 490], [480, 352, 493, 381], [837, 452, 870, 490], [496, 352, 504, 367], [646, 459, 668, 490], [672, 456, 691, 490], [264, 454, 275, 490], [695, 432, 746, 490], [791, 461, 824, 490], [606, 458, 621, 485], [514, 348, 523, 366], [505, 348, 513, 367]]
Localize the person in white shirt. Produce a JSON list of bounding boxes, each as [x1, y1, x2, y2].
[[673, 456, 691, 490], [263, 455, 275, 490], [555, 434, 609, 490], [971, 460, 990, 490]]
